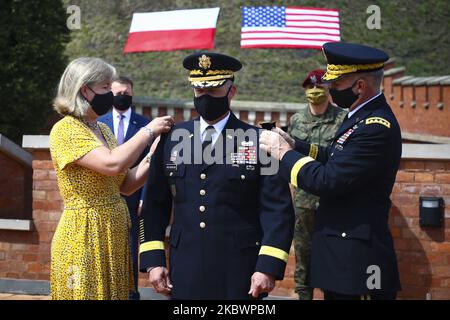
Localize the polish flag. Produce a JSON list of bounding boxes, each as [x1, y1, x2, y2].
[[123, 8, 220, 53]]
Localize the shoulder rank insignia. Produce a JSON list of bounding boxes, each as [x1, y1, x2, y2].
[[366, 117, 390, 128], [198, 55, 211, 69]]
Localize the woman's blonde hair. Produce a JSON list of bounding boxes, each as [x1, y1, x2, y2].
[[53, 57, 116, 118]]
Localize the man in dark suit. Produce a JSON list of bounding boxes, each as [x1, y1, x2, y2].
[[98, 76, 150, 300], [260, 42, 402, 300], [139, 53, 294, 300]]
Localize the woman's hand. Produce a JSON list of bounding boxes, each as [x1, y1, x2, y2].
[[147, 115, 174, 136]]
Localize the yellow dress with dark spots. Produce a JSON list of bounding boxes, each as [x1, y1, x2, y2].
[[49, 115, 133, 300]]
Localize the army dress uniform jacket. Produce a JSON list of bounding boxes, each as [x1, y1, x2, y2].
[[279, 94, 402, 295], [140, 113, 294, 300]]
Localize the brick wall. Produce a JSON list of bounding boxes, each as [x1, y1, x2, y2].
[[382, 62, 450, 139], [389, 159, 450, 299], [0, 146, 448, 299], [0, 152, 31, 220], [0, 150, 60, 281]]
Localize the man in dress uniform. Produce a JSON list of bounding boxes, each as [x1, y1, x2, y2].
[[139, 52, 294, 300], [98, 76, 150, 300], [288, 69, 346, 300], [260, 42, 402, 300]]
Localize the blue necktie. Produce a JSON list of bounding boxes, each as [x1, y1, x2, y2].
[[117, 114, 125, 145]]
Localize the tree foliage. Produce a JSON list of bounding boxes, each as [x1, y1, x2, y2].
[[0, 0, 69, 144]]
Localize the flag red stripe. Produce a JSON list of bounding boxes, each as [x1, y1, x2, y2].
[[242, 31, 340, 36], [123, 28, 215, 53], [286, 19, 339, 24], [287, 6, 339, 12], [242, 36, 338, 41], [241, 44, 324, 50], [284, 25, 340, 30], [286, 13, 339, 17]]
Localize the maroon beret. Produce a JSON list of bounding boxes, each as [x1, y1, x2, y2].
[[302, 69, 326, 88]]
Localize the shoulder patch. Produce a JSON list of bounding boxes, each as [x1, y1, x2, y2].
[[366, 117, 390, 128]]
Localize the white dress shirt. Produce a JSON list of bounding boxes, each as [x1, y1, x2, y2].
[[347, 92, 382, 119], [199, 112, 231, 145], [112, 107, 132, 139]]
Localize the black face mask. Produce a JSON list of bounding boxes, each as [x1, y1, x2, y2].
[[86, 86, 113, 116], [113, 94, 133, 111], [329, 79, 360, 109], [194, 85, 232, 121]]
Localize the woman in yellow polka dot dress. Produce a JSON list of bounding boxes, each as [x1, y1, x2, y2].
[[49, 57, 174, 299]]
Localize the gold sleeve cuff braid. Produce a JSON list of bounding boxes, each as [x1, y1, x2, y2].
[[258, 246, 289, 263], [308, 144, 318, 159], [139, 241, 165, 254], [290, 156, 315, 188]]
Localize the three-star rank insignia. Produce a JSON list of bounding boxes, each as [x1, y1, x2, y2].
[[198, 54, 211, 70]]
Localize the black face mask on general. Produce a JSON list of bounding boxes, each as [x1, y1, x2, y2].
[[113, 94, 133, 111], [193, 85, 232, 121], [329, 79, 360, 109], [86, 86, 114, 116]]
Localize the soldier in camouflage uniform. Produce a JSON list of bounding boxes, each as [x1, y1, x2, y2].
[[287, 69, 346, 300]]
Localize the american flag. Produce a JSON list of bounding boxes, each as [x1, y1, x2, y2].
[[241, 6, 340, 49]]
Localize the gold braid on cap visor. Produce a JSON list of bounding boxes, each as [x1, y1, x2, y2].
[[323, 62, 385, 80], [189, 69, 234, 82], [190, 80, 227, 88]]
